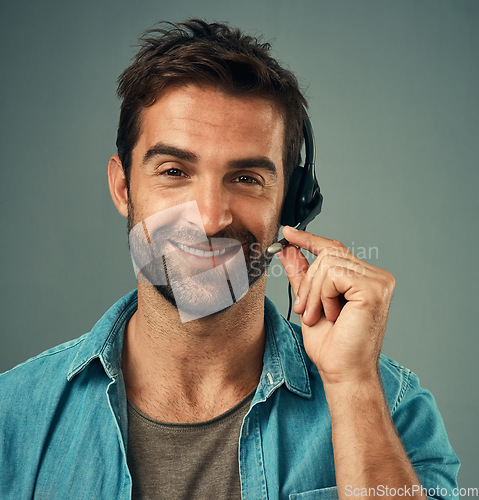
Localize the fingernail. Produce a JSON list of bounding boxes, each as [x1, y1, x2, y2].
[[287, 225, 298, 232], [294, 296, 300, 305]]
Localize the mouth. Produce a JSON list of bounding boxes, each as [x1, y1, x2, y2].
[[168, 239, 243, 262]]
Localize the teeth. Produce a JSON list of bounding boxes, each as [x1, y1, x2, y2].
[[176, 242, 229, 258]]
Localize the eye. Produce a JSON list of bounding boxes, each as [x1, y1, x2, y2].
[[232, 175, 261, 185], [157, 167, 188, 178]]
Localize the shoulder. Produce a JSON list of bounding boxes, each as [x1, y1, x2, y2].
[[0, 333, 88, 377], [0, 331, 96, 475], [0, 333, 89, 401], [0, 289, 138, 398]]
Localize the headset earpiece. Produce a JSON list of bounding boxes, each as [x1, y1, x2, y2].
[[280, 111, 323, 228], [280, 165, 303, 227]]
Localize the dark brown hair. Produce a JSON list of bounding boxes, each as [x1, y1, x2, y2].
[[116, 19, 307, 188]]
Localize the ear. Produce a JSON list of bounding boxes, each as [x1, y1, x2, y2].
[[108, 155, 129, 218]]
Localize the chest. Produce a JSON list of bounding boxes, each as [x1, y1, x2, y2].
[[126, 397, 251, 499]]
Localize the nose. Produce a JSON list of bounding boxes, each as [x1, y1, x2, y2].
[[195, 182, 233, 236]]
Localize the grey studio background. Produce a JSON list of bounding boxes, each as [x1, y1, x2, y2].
[[1, 0, 477, 491]]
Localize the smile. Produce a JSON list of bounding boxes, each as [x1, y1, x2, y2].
[[170, 241, 240, 259]]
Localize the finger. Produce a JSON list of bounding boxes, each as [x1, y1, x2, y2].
[[301, 254, 371, 325], [298, 259, 325, 323], [282, 226, 347, 257], [293, 251, 363, 317], [277, 245, 310, 297], [293, 256, 321, 315], [303, 266, 344, 326], [283, 226, 378, 273]]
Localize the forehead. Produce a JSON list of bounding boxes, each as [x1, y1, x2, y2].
[[133, 84, 285, 167]]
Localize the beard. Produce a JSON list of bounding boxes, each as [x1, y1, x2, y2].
[[127, 198, 279, 321]]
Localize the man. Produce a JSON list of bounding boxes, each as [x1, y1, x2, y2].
[[0, 20, 459, 499]]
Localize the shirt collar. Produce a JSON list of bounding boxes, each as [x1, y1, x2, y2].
[[67, 290, 312, 399], [67, 290, 138, 381]]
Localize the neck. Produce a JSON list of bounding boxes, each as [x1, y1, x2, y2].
[[122, 277, 266, 423]]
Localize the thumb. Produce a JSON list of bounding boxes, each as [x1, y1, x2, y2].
[[277, 245, 310, 298]]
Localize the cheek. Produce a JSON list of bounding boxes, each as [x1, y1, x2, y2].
[[128, 183, 171, 222], [128, 165, 170, 219], [237, 203, 281, 245]]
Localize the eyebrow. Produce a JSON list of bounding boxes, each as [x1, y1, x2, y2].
[[142, 142, 277, 177], [227, 158, 277, 177], [142, 143, 198, 164]]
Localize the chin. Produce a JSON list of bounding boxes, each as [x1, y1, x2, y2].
[[151, 269, 267, 323]]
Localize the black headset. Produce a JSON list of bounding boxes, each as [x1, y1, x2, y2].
[[281, 110, 323, 228], [267, 109, 323, 255]]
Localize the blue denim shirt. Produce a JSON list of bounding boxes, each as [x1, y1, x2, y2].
[[0, 290, 459, 499]]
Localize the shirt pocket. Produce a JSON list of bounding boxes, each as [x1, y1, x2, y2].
[[289, 486, 338, 499]]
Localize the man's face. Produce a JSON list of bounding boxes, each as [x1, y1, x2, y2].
[[126, 84, 285, 318]]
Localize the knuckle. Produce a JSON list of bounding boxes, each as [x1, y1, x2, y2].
[[320, 251, 337, 265], [330, 239, 345, 248], [320, 246, 347, 260], [316, 247, 329, 259], [327, 265, 344, 277], [311, 252, 329, 275], [329, 246, 346, 259], [374, 279, 393, 301], [387, 271, 396, 289], [355, 263, 367, 276], [319, 257, 335, 275], [381, 271, 396, 293]]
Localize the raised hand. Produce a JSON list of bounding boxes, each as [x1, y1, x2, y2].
[[278, 226, 395, 388]]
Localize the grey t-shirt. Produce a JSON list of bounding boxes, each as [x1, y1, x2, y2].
[[127, 391, 254, 500]]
